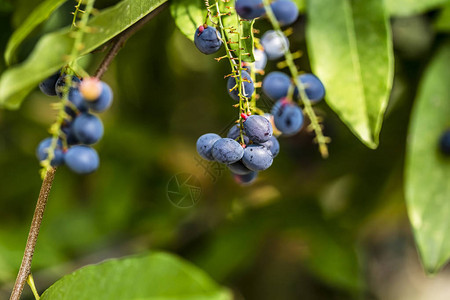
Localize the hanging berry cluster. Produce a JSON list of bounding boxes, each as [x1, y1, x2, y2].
[[195, 0, 329, 185]]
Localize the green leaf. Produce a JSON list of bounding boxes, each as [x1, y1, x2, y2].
[[405, 42, 450, 274], [0, 0, 168, 110], [292, 0, 305, 12], [306, 0, 394, 148], [386, 0, 450, 16], [4, 0, 66, 66], [223, 17, 255, 63], [40, 252, 232, 300], [435, 4, 450, 32], [170, 0, 204, 42]]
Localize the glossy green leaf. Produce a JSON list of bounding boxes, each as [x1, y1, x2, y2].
[[386, 0, 450, 16], [4, 0, 66, 65], [306, 0, 394, 148], [0, 0, 168, 109], [40, 252, 232, 300], [223, 17, 255, 63], [405, 42, 450, 274]]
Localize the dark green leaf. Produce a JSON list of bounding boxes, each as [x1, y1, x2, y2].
[[306, 0, 394, 148], [4, 0, 66, 65], [40, 252, 232, 300], [386, 0, 450, 16], [0, 0, 167, 109], [405, 42, 450, 274]]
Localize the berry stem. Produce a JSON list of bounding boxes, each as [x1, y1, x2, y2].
[[27, 274, 40, 300], [262, 0, 330, 158], [9, 168, 56, 300]]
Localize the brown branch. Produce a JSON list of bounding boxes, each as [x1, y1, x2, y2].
[[9, 168, 57, 300], [94, 1, 169, 79]]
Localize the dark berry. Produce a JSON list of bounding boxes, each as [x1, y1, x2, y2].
[[227, 125, 250, 144], [297, 73, 325, 102], [242, 144, 273, 171], [243, 115, 273, 143], [439, 129, 450, 156], [55, 75, 81, 98], [271, 0, 299, 26], [39, 71, 61, 96], [260, 136, 280, 157], [72, 113, 104, 145], [86, 82, 113, 113], [227, 70, 255, 101], [36, 137, 64, 166], [196, 133, 222, 161], [233, 171, 258, 185], [271, 100, 303, 136], [261, 30, 289, 60], [262, 71, 291, 100], [194, 26, 223, 55], [65, 145, 99, 174], [211, 138, 244, 164], [227, 160, 252, 175], [235, 0, 266, 20]]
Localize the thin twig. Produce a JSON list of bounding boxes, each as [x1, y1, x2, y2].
[[9, 168, 56, 300], [94, 2, 169, 79]]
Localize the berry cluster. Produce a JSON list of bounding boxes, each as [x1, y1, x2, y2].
[[37, 73, 113, 174], [194, 0, 326, 184]]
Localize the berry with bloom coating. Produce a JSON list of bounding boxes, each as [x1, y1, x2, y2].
[[235, 0, 265, 20], [194, 26, 223, 55], [227, 125, 250, 144], [243, 115, 273, 143], [72, 113, 104, 145], [197, 133, 222, 161], [242, 144, 273, 171], [55, 75, 81, 98], [260, 136, 280, 157], [65, 145, 99, 174], [211, 138, 244, 164], [227, 160, 252, 175], [261, 30, 290, 60], [297, 73, 325, 102], [271, 0, 299, 26], [227, 70, 255, 101], [36, 137, 64, 166], [233, 171, 258, 185], [39, 71, 61, 96], [87, 82, 113, 113], [271, 100, 304, 136], [262, 71, 291, 100]]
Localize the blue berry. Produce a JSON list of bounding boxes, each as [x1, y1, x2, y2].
[[194, 26, 223, 55], [261, 30, 290, 60], [39, 71, 60, 96], [235, 0, 266, 19], [271, 0, 299, 26], [196, 133, 222, 161], [227, 70, 255, 101], [65, 88, 88, 118], [440, 129, 450, 156], [227, 160, 252, 175], [243, 115, 273, 143], [297, 73, 325, 102], [72, 113, 104, 145], [227, 125, 250, 144], [233, 171, 258, 185], [242, 144, 273, 171], [65, 145, 99, 174], [55, 75, 81, 98], [211, 138, 244, 164], [86, 82, 113, 113], [61, 122, 80, 145], [262, 71, 291, 100], [254, 48, 267, 71], [271, 100, 304, 136], [260, 136, 280, 157], [36, 137, 64, 166]]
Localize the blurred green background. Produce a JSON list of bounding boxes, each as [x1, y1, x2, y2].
[[1, 0, 450, 299]]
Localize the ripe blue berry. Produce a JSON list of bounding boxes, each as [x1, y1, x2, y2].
[[39, 71, 60, 96], [233, 171, 258, 185], [227, 160, 252, 175], [86, 82, 113, 113], [243, 115, 273, 143], [227, 70, 255, 101], [297, 73, 325, 102], [242, 144, 273, 171], [227, 125, 250, 144], [55, 75, 81, 98], [72, 113, 104, 145], [194, 26, 223, 55], [271, 0, 299, 26], [65, 88, 88, 118], [262, 71, 291, 100], [61, 122, 79, 145], [36, 137, 65, 166], [271, 100, 304, 136], [65, 145, 99, 174], [196, 133, 222, 161], [260, 136, 280, 157], [235, 0, 266, 20], [211, 138, 244, 164], [439, 129, 450, 156], [261, 30, 290, 60]]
